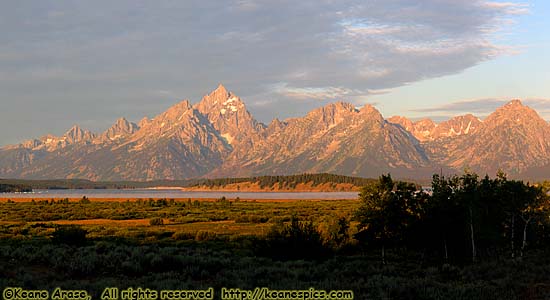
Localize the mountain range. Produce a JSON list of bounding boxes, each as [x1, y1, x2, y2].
[[1, 85, 549, 181]]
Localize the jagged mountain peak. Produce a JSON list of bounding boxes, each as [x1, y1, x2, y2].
[[115, 117, 129, 124], [358, 103, 379, 113], [388, 116, 434, 141], [441, 114, 481, 127], [498, 99, 530, 113], [64, 125, 95, 143], [417, 118, 436, 126], [131, 100, 194, 133], [162, 100, 192, 119], [101, 117, 139, 142], [270, 117, 283, 125], [210, 98, 431, 179], [357, 104, 386, 125], [302, 101, 362, 129], [388, 115, 406, 120], [5, 91, 550, 181], [388, 114, 481, 142], [504, 99, 524, 107], [65, 124, 82, 134], [195, 85, 246, 115], [198, 84, 230, 104], [461, 113, 480, 119], [193, 85, 264, 147], [308, 101, 357, 116], [135, 100, 194, 134], [388, 116, 414, 131], [388, 115, 411, 122], [486, 99, 543, 126], [267, 118, 285, 128], [329, 101, 357, 111], [138, 117, 151, 128], [109, 117, 132, 130], [428, 114, 481, 140], [493, 99, 535, 116], [214, 83, 228, 96], [425, 99, 550, 175]]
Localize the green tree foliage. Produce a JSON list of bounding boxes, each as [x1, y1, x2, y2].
[[355, 172, 550, 264], [329, 216, 350, 248], [354, 174, 428, 263], [260, 215, 332, 260], [0, 183, 32, 193], [79, 196, 91, 204], [52, 225, 88, 245], [191, 173, 374, 189], [0, 173, 374, 191], [0, 178, 195, 189]]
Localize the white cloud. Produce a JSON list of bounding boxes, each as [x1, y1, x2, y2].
[[483, 2, 530, 15], [0, 0, 530, 141], [412, 97, 550, 120]]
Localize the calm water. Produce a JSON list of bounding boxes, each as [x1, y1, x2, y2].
[[1, 189, 359, 200]]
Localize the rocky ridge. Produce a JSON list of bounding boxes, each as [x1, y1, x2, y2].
[[1, 87, 547, 180]]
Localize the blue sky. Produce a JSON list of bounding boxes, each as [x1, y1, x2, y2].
[[376, 0, 550, 121], [0, 0, 548, 145]]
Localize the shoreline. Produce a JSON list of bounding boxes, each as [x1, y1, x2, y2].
[[0, 197, 358, 203], [179, 187, 361, 192]]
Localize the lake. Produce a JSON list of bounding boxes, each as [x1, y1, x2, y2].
[[1, 189, 359, 200]]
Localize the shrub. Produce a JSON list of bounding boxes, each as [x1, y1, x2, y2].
[[235, 215, 269, 223], [149, 218, 164, 226], [172, 231, 194, 240], [79, 196, 91, 204], [52, 225, 88, 245], [259, 215, 332, 260], [328, 217, 350, 247], [195, 230, 217, 241]]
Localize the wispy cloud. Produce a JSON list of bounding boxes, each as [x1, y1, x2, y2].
[[0, 0, 529, 143], [412, 97, 550, 119], [412, 98, 511, 113], [483, 2, 530, 15], [271, 83, 366, 100]]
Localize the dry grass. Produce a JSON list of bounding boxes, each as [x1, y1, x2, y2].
[[0, 197, 359, 239], [0, 197, 350, 203]]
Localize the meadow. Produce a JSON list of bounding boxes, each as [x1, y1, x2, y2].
[[0, 197, 360, 242], [2, 173, 550, 300]]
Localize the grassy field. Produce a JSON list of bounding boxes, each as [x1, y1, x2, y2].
[[0, 197, 360, 247], [1, 196, 550, 299]]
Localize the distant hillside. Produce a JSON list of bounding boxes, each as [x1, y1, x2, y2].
[[184, 173, 376, 192], [0, 178, 195, 190], [0, 173, 374, 191], [0, 183, 32, 193]]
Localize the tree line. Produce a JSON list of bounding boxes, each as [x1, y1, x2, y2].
[[354, 172, 550, 264], [0, 183, 32, 193], [0, 178, 196, 189], [0, 173, 374, 190], [193, 173, 375, 189]]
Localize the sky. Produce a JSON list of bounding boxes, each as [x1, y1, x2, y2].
[[1, 0, 549, 145]]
